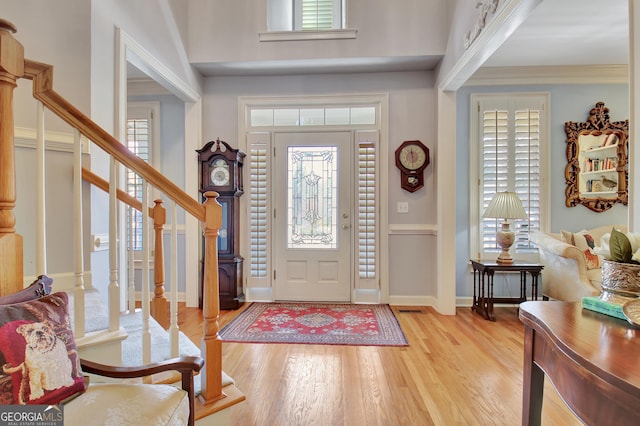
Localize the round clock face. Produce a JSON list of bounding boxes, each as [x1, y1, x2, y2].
[[210, 159, 230, 186], [399, 143, 427, 171]]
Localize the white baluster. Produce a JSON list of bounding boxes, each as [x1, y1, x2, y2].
[[108, 158, 120, 331], [170, 201, 179, 357], [73, 129, 85, 337], [128, 205, 135, 313], [36, 101, 46, 275], [141, 180, 152, 365]]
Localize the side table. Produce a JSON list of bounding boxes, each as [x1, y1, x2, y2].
[[470, 259, 543, 321]]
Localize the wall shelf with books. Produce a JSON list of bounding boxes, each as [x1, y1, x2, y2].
[[576, 131, 622, 200]]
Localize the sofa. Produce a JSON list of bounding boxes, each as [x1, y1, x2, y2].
[[530, 224, 626, 301]]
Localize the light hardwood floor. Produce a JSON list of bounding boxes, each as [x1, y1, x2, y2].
[[178, 303, 582, 426]]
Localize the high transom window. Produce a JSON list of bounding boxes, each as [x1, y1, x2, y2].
[[267, 0, 345, 31]]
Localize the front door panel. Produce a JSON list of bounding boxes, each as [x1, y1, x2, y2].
[[274, 132, 352, 301]]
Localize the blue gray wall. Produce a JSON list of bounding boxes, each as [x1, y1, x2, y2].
[[456, 83, 629, 299]]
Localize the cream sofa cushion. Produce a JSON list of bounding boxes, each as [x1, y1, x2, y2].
[[530, 225, 626, 301], [64, 383, 189, 426]]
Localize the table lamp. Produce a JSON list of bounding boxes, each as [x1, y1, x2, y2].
[[482, 191, 527, 264]]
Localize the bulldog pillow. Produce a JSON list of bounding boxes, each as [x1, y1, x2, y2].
[[0, 292, 86, 405]]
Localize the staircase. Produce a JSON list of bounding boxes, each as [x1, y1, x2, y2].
[[0, 19, 244, 423]]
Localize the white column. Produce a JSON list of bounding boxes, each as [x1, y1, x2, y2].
[[629, 0, 639, 232], [436, 89, 457, 315]]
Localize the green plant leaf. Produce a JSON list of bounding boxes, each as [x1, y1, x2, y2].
[[610, 227, 633, 263]]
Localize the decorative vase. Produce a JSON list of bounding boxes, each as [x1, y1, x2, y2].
[[601, 259, 640, 298]]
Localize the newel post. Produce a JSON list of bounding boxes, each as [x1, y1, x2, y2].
[[151, 199, 170, 329], [0, 19, 24, 296], [199, 191, 224, 403]]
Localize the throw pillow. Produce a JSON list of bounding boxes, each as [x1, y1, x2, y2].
[[0, 292, 86, 405], [0, 275, 53, 306], [560, 230, 601, 269]]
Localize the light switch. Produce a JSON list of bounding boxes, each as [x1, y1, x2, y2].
[[397, 202, 409, 213]]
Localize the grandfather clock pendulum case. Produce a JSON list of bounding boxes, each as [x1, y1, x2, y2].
[[197, 139, 245, 310]]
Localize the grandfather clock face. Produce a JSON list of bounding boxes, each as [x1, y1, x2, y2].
[[210, 158, 231, 187]]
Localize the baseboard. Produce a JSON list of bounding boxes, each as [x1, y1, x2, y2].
[[388, 295, 437, 306], [456, 297, 474, 307]]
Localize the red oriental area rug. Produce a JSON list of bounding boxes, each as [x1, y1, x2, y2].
[[219, 303, 408, 346]]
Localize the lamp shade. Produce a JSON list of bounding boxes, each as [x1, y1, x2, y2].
[[482, 191, 527, 220]]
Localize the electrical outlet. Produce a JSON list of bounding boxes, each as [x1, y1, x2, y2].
[[397, 202, 409, 213]]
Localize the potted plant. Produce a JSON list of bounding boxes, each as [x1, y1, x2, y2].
[[601, 228, 640, 298]]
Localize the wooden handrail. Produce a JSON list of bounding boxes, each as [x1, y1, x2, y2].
[[22, 59, 205, 222], [82, 167, 153, 217]]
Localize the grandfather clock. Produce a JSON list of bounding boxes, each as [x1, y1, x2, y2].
[[197, 139, 245, 310]]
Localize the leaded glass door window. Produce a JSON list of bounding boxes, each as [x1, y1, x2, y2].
[[287, 146, 337, 249]]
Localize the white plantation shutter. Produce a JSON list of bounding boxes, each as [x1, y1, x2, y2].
[[481, 110, 509, 252], [302, 0, 333, 30], [248, 134, 271, 282], [473, 95, 547, 260], [514, 109, 541, 250], [293, 0, 342, 30], [356, 130, 378, 288]]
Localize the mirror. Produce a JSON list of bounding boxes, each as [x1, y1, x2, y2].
[[565, 102, 629, 212]]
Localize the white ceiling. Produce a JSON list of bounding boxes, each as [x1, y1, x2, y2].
[[129, 0, 630, 84], [484, 0, 629, 67]]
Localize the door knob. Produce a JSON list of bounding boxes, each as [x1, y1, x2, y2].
[[342, 224, 350, 229]]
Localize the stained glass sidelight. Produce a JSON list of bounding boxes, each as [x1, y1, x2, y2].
[[286, 146, 337, 249]]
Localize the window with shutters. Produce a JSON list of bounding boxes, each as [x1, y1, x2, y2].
[[267, 0, 344, 31], [469, 94, 549, 261]]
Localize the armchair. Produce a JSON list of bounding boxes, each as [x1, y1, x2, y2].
[[0, 288, 204, 426], [68, 356, 204, 426]]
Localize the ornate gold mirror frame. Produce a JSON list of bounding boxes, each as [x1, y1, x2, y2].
[[565, 102, 629, 212]]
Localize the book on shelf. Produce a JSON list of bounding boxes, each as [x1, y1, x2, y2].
[[581, 294, 630, 321]]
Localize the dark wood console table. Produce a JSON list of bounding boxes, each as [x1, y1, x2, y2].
[[470, 260, 543, 321], [519, 301, 640, 425]]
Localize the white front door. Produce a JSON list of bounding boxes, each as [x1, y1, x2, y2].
[[273, 132, 352, 301]]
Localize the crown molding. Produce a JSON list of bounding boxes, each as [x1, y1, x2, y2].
[[465, 64, 629, 86]]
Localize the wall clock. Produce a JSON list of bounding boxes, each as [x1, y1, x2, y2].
[[395, 140, 430, 192], [196, 138, 245, 310]]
